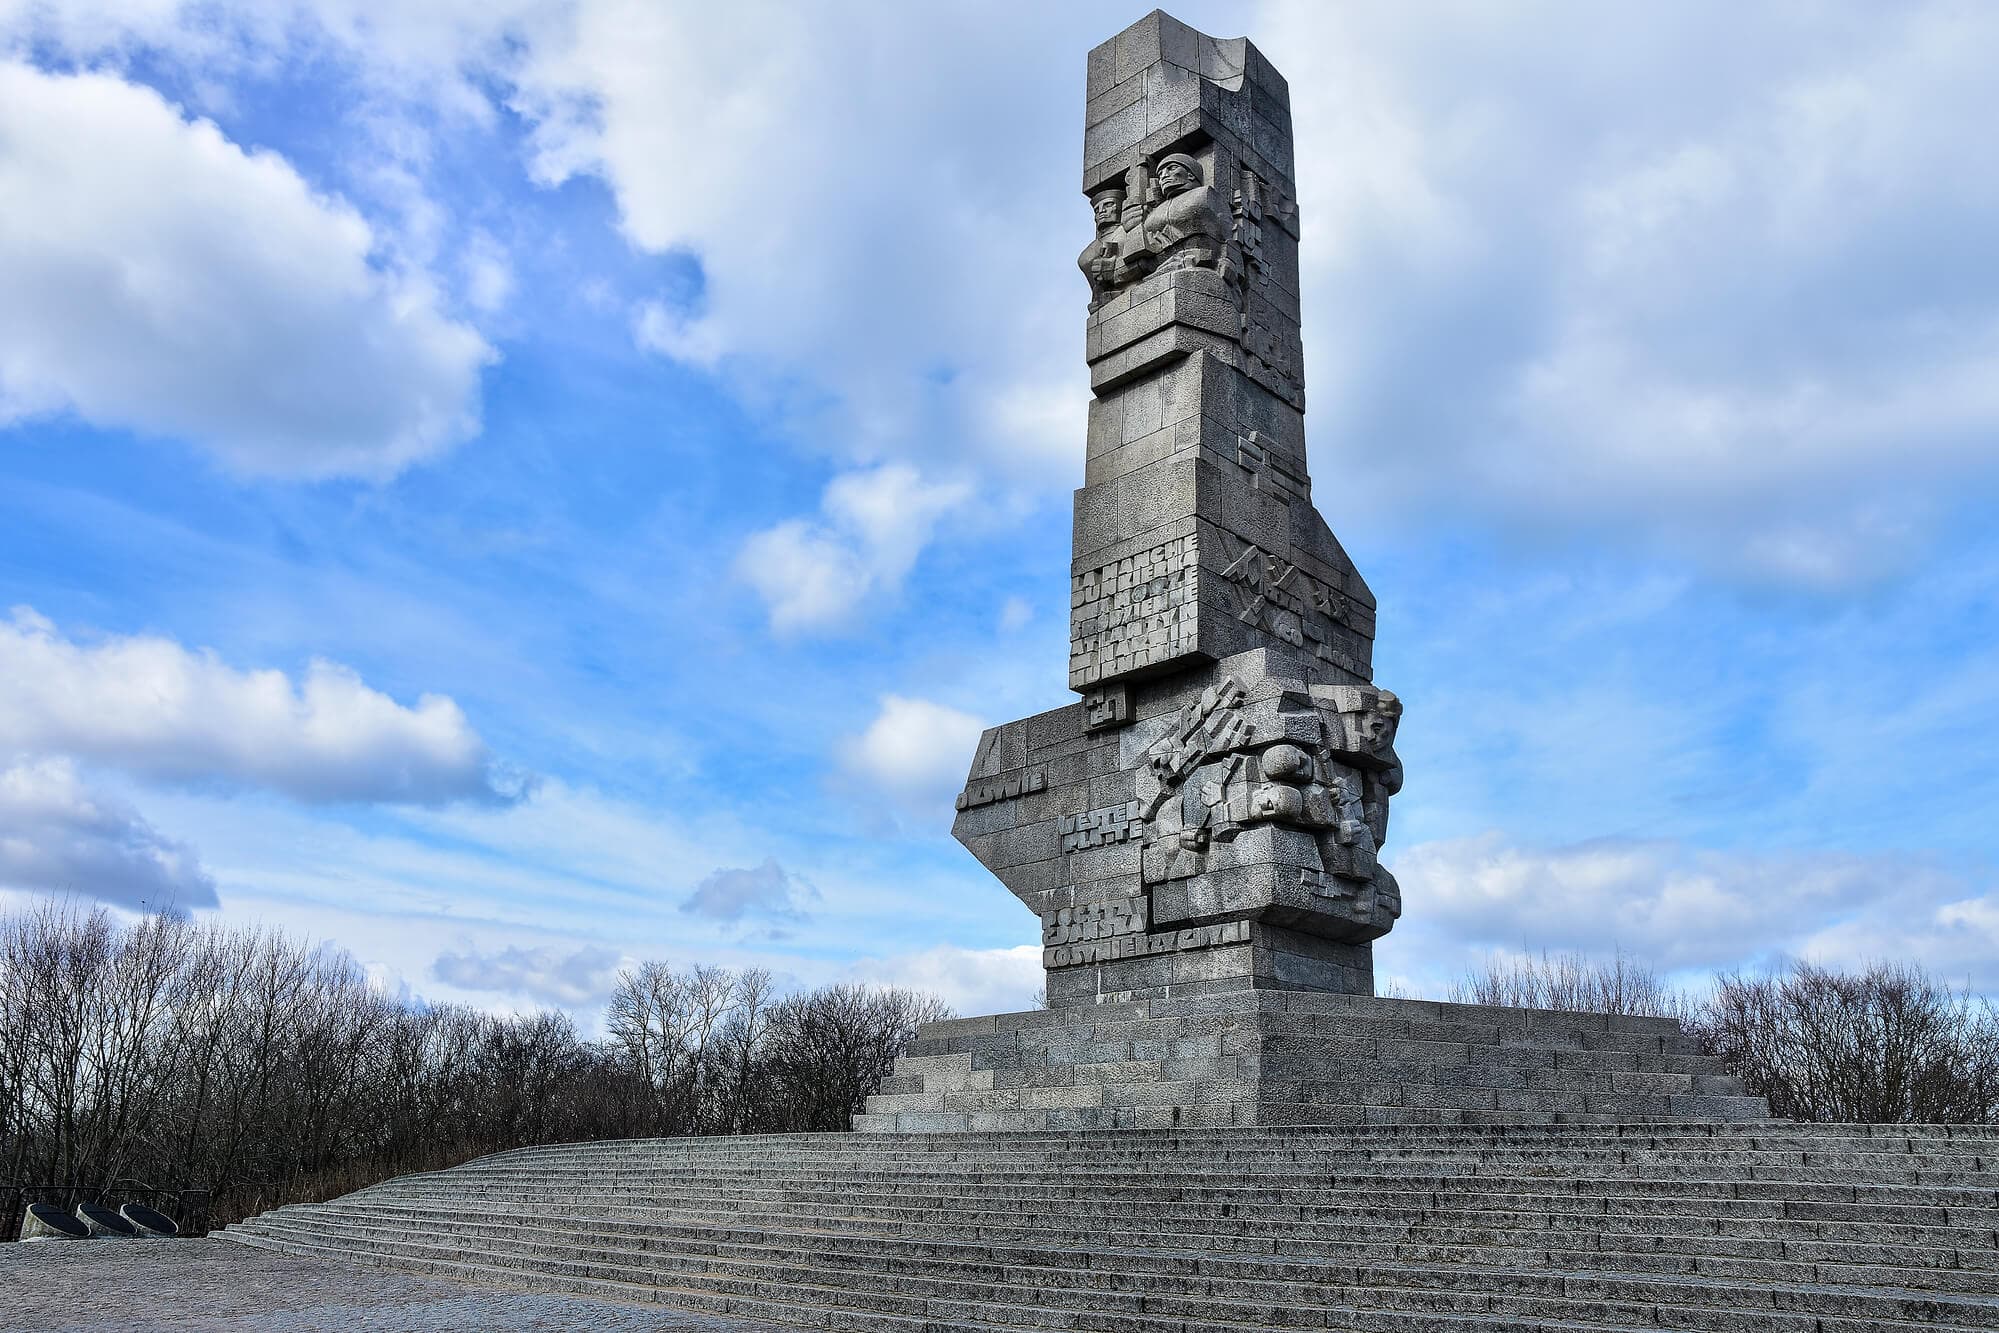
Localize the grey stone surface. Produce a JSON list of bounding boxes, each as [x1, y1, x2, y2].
[[0, 1237, 794, 1331], [958, 12, 1402, 1011], [861, 992, 1769, 1131], [211, 1125, 1999, 1332]]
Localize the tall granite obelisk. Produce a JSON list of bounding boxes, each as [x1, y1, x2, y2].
[[954, 11, 1405, 1009], [857, 13, 1770, 1132]]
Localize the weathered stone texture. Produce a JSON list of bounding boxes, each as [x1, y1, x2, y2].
[[859, 992, 1767, 1132], [958, 12, 1401, 1010], [213, 1124, 1999, 1332]]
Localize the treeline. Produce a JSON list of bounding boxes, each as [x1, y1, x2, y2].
[[1451, 951, 1999, 1123], [9, 900, 1995, 1240], [0, 903, 947, 1232]]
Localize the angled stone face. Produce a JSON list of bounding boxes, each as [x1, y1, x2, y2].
[[956, 10, 1403, 1009]]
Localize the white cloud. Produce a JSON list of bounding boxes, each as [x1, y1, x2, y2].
[[841, 695, 985, 806], [998, 596, 1033, 633], [1389, 831, 1999, 989], [462, 228, 515, 313], [0, 0, 552, 123], [847, 942, 1043, 1017], [511, 4, 1112, 623], [0, 607, 511, 805], [0, 61, 491, 479], [1263, 0, 1999, 584], [0, 758, 216, 911], [512, 4, 1089, 479], [11, 4, 1998, 585], [682, 857, 816, 924], [737, 463, 969, 631], [431, 941, 623, 1008]]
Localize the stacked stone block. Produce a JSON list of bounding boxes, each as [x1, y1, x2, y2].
[[857, 993, 1768, 1133], [959, 11, 1404, 1020]]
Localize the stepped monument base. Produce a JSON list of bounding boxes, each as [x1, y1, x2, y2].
[[857, 992, 1768, 1133]]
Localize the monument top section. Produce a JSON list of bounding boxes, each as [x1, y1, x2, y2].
[[1084, 11, 1294, 195], [1078, 15, 1302, 422]]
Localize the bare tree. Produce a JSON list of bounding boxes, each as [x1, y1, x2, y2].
[[1448, 948, 1690, 1019], [1693, 959, 1999, 1124], [760, 984, 953, 1132], [0, 904, 957, 1236]]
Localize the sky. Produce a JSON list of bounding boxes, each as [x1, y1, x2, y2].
[[2, 1, 1996, 1020]]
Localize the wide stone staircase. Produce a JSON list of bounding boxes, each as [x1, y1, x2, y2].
[[222, 1120, 1999, 1332]]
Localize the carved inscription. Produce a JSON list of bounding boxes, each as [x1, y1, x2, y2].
[[1232, 169, 1267, 284], [1041, 897, 1148, 946], [1230, 167, 1299, 286], [1059, 800, 1142, 853], [1070, 533, 1200, 686], [1044, 918, 1250, 968], [955, 769, 1046, 812], [1215, 536, 1367, 677], [1234, 431, 1307, 505], [1082, 681, 1131, 731], [1241, 316, 1305, 409]]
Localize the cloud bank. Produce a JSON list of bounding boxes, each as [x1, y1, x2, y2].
[[432, 941, 624, 1008], [0, 607, 511, 805], [682, 858, 815, 924], [1267, 0, 1999, 584], [13, 4, 1999, 588], [0, 758, 217, 911], [1392, 832, 1999, 989], [848, 942, 1042, 1017], [0, 60, 490, 479], [841, 695, 986, 809]]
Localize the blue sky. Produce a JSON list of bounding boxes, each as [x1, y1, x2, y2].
[[2, 1, 1996, 1017]]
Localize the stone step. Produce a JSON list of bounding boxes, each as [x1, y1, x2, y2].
[[222, 1227, 1022, 1333], [359, 1183, 1999, 1239], [471, 1135, 1999, 1159], [907, 1002, 1706, 1050], [371, 1159, 1999, 1191], [851, 1104, 1774, 1132], [870, 1086, 1770, 1113], [460, 1134, 1999, 1157], [476, 1136, 1994, 1170], [296, 1194, 1999, 1294], [331, 1182, 1999, 1256], [229, 1211, 1999, 1333], [271, 1200, 1999, 1319], [356, 1164, 1999, 1215], [465, 1141, 1999, 1175], [371, 1154, 1999, 1189], [393, 1177, 1996, 1210], [222, 1123, 1999, 1331], [391, 1162, 1999, 1200]]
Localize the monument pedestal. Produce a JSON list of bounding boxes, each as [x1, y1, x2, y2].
[[856, 991, 1766, 1133]]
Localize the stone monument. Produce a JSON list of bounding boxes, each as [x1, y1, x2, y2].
[[957, 10, 1400, 1009], [856, 11, 1765, 1132]]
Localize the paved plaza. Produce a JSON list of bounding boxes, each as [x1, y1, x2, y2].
[[0, 1238, 787, 1333]]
